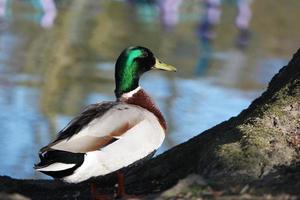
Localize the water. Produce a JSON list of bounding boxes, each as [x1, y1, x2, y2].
[[0, 0, 298, 179]]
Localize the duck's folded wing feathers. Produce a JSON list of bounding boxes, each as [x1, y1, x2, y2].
[[40, 102, 145, 153]]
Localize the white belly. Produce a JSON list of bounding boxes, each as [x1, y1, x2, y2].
[[63, 118, 165, 183]]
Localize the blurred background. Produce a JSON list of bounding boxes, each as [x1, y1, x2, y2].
[[0, 0, 299, 179]]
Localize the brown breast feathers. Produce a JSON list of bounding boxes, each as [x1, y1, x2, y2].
[[120, 89, 167, 131]]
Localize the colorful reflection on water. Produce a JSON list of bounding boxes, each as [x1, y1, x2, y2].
[[0, 0, 298, 179]]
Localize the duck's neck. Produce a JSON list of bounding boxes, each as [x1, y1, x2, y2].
[[119, 86, 141, 99], [118, 87, 167, 131]]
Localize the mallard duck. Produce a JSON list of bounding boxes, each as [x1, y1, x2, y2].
[[34, 46, 176, 186]]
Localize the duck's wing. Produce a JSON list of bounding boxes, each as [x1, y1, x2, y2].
[[40, 101, 145, 154], [35, 102, 165, 179]]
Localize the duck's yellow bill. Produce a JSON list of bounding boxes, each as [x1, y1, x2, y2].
[[153, 58, 177, 72]]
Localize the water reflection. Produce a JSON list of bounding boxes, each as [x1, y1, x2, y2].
[[0, 0, 7, 18], [0, 0, 9, 30], [39, 0, 57, 28], [0, 0, 297, 179], [158, 0, 182, 31], [196, 0, 253, 76]]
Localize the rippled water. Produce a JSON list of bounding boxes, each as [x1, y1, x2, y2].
[[0, 0, 298, 179]]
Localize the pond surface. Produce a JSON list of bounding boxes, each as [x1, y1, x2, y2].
[[0, 0, 299, 179]]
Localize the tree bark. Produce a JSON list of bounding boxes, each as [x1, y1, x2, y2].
[[0, 49, 299, 199]]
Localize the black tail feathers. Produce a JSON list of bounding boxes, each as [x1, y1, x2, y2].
[[34, 149, 85, 179]]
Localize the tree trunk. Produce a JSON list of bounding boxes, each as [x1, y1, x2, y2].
[[0, 49, 299, 199]]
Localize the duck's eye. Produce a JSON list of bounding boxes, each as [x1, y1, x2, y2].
[[141, 51, 148, 57]]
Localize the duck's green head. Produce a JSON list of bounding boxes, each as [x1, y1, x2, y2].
[[114, 46, 176, 98]]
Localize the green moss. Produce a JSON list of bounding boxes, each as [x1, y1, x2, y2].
[[216, 83, 298, 178], [218, 142, 245, 167]]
